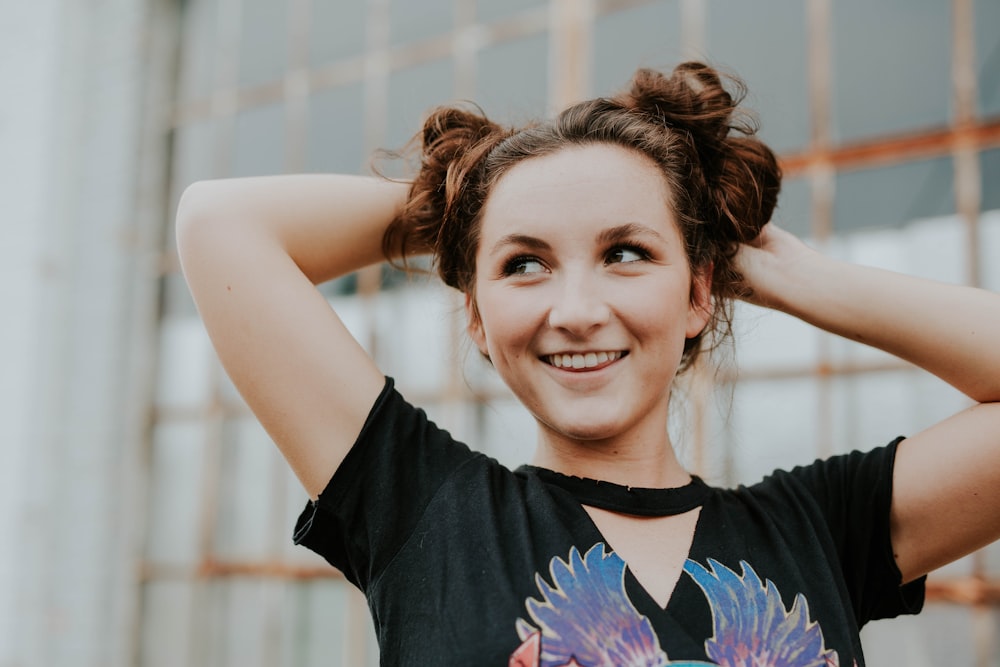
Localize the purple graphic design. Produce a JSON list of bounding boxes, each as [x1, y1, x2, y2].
[[510, 547, 846, 667], [515, 544, 670, 667], [682, 559, 840, 667]]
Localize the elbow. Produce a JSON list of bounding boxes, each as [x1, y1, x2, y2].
[[175, 180, 217, 249]]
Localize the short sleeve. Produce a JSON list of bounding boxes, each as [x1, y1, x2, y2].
[[786, 438, 925, 625], [292, 377, 483, 590]]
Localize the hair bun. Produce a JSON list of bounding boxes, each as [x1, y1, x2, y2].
[[615, 62, 779, 244], [383, 105, 507, 288]]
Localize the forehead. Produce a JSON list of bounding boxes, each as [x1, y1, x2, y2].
[[479, 143, 675, 242]]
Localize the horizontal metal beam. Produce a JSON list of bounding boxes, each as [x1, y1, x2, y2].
[[781, 117, 1000, 177]]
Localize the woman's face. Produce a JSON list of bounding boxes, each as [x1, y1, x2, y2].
[[468, 143, 711, 453]]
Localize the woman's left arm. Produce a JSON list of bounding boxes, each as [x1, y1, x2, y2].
[[736, 225, 1000, 583]]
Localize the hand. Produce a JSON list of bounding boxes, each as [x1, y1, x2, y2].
[[733, 223, 816, 309]]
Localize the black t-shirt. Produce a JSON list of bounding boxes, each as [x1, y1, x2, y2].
[[294, 378, 925, 666]]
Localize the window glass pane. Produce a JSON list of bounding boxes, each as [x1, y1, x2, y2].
[[239, 0, 289, 87], [833, 156, 954, 233], [705, 0, 809, 153], [829, 369, 917, 456], [155, 318, 214, 407], [232, 103, 286, 176], [310, 0, 367, 65], [389, 0, 452, 45], [774, 176, 811, 238], [592, 1, 682, 97], [831, 0, 951, 143], [982, 208, 1000, 293], [373, 285, 452, 395], [278, 581, 354, 667], [861, 607, 975, 666], [476, 33, 548, 122], [178, 0, 220, 102], [726, 377, 819, 484], [140, 580, 196, 667], [386, 58, 454, 149], [145, 421, 206, 565], [169, 119, 217, 238], [975, 0, 1000, 117], [982, 147, 1000, 213], [307, 82, 366, 174], [213, 418, 283, 560], [733, 304, 818, 373], [476, 0, 546, 24]]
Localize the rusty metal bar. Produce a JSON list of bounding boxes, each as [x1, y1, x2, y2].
[[780, 118, 1000, 176], [925, 577, 1000, 606]]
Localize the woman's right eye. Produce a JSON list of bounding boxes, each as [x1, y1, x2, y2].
[[503, 256, 545, 276]]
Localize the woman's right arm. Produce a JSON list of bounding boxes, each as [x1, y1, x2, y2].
[[176, 174, 410, 498]]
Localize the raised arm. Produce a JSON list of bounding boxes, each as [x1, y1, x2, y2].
[[176, 175, 409, 498], [736, 225, 1000, 583]]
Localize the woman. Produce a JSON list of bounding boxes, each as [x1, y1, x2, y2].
[[176, 63, 1000, 665]]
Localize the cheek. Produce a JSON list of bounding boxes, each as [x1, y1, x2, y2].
[[476, 289, 545, 359]]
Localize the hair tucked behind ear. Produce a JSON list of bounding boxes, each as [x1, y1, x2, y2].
[[383, 61, 781, 371], [383, 105, 510, 291]]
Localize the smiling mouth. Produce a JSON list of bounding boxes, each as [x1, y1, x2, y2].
[[543, 350, 627, 370]]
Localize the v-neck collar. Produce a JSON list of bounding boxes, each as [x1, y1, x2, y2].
[[517, 465, 710, 517]]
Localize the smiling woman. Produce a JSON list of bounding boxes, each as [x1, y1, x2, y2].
[[175, 62, 1000, 665]]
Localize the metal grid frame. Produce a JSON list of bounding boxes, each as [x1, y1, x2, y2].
[[149, 0, 1000, 662]]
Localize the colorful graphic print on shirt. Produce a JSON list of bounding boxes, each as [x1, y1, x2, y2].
[[509, 544, 852, 667]]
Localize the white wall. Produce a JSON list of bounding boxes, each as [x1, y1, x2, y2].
[[0, 1, 171, 665]]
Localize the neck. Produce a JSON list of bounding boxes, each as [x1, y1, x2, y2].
[[531, 431, 691, 489]]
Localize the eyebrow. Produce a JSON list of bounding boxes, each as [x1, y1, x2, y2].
[[487, 222, 669, 257], [597, 223, 669, 246], [487, 233, 552, 257]]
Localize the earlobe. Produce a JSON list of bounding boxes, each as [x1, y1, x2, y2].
[[464, 292, 489, 356]]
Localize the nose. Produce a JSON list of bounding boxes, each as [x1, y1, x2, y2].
[[546, 272, 611, 335]]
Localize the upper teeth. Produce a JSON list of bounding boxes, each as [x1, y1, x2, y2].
[[547, 351, 622, 369]]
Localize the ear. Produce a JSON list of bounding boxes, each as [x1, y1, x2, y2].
[[464, 291, 489, 356], [685, 263, 713, 338]]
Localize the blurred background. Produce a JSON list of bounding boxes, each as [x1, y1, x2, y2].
[[1, 0, 999, 665]]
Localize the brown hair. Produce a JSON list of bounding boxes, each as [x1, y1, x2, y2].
[[383, 62, 781, 371]]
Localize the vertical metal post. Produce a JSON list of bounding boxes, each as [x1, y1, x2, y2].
[[549, 0, 594, 112], [806, 0, 834, 458]]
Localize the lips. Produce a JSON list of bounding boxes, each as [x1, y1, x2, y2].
[[543, 350, 626, 370]]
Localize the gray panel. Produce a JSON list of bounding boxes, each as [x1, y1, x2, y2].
[[386, 58, 454, 149], [705, 0, 809, 153], [311, 0, 368, 64], [773, 176, 811, 239], [239, 0, 290, 87], [145, 421, 206, 565], [169, 119, 217, 237], [975, 0, 1000, 117], [213, 418, 285, 561], [476, 0, 546, 24], [389, 0, 453, 45], [834, 156, 954, 232], [475, 33, 549, 123], [307, 82, 366, 174], [592, 1, 683, 98], [982, 148, 1000, 213], [178, 0, 221, 102], [232, 103, 286, 176], [831, 0, 951, 143]]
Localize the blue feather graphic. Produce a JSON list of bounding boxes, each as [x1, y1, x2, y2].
[[682, 559, 839, 667]]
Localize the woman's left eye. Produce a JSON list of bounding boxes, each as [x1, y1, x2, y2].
[[606, 245, 648, 264]]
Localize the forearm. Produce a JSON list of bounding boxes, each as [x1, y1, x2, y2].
[[756, 245, 1000, 403], [176, 174, 410, 284]]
